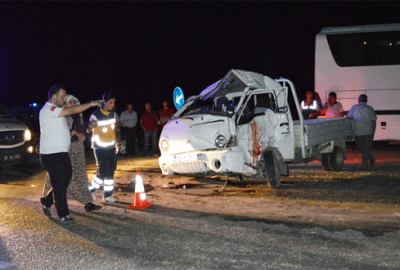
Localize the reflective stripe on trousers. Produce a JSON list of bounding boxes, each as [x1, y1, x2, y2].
[[90, 147, 117, 197]]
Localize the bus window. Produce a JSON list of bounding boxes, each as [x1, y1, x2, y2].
[[327, 31, 400, 67]]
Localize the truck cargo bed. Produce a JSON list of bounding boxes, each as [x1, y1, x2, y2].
[[293, 117, 353, 148]]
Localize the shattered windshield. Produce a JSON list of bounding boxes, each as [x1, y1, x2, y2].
[[177, 70, 252, 118], [178, 95, 240, 117]]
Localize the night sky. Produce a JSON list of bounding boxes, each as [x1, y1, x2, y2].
[[1, 1, 399, 116]]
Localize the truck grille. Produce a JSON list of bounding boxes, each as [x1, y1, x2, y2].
[[171, 161, 209, 174], [0, 131, 24, 146]]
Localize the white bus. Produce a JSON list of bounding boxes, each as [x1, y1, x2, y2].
[[315, 23, 400, 141]]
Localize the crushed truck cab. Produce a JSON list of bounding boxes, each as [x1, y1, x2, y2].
[[158, 69, 353, 188]]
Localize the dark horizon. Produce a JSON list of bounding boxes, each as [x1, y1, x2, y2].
[[1, 1, 399, 115]]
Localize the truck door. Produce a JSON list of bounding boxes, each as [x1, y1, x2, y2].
[[236, 91, 295, 164]]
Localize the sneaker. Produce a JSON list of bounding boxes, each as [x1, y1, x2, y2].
[[84, 202, 102, 212], [40, 198, 51, 218], [60, 215, 76, 224], [103, 196, 117, 203]]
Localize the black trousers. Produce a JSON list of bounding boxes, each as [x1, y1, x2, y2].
[[122, 127, 137, 155], [40, 152, 72, 218], [354, 134, 374, 166]]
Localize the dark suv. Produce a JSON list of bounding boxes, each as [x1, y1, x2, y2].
[[0, 102, 35, 169]]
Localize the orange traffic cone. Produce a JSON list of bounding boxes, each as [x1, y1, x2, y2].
[[129, 171, 153, 210]]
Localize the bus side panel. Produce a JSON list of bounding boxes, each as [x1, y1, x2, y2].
[[315, 32, 400, 141]]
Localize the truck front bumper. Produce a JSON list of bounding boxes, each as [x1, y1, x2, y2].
[[158, 149, 244, 176]]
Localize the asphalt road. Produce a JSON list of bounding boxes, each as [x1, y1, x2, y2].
[[0, 143, 400, 269], [1, 186, 400, 270]]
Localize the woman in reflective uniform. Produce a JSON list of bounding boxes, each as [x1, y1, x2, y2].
[[300, 91, 320, 120], [88, 92, 121, 202]]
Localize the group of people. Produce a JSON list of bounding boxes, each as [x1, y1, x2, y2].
[[39, 84, 376, 224], [119, 100, 174, 157], [301, 91, 377, 170], [39, 85, 175, 224], [300, 91, 344, 120]]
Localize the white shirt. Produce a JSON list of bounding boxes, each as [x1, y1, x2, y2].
[[120, 110, 138, 128], [323, 102, 343, 118], [39, 102, 71, 154]]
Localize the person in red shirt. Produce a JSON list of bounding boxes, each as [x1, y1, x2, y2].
[[159, 100, 175, 129], [140, 103, 159, 156]]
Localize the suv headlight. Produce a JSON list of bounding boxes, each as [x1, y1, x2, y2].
[[215, 135, 227, 148], [24, 129, 32, 141]]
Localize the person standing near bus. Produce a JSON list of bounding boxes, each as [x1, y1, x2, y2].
[[347, 94, 377, 170], [301, 91, 320, 119], [313, 92, 323, 110], [88, 92, 121, 203], [311, 92, 344, 118]]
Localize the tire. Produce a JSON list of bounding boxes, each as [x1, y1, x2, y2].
[[35, 141, 40, 156], [329, 147, 344, 171], [264, 151, 281, 188], [321, 147, 344, 172], [321, 153, 331, 171]]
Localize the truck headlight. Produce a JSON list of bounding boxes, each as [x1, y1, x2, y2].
[[24, 129, 32, 141], [215, 135, 227, 148], [160, 139, 169, 152]]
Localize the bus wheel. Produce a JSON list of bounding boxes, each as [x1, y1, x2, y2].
[[264, 151, 281, 188]]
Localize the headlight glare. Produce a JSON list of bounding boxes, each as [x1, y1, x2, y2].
[[24, 129, 32, 141]]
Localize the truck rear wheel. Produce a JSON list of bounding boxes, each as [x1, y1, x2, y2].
[[329, 147, 344, 171], [264, 151, 281, 188], [321, 147, 344, 172], [321, 153, 331, 171]]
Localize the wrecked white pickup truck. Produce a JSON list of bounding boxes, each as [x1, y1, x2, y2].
[[158, 69, 353, 188]]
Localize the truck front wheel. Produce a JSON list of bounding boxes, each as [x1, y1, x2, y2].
[[264, 151, 281, 188]]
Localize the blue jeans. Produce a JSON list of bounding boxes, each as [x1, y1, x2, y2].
[[143, 130, 158, 156]]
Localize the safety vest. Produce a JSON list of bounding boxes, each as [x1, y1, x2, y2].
[[90, 109, 117, 149], [301, 100, 318, 110]]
